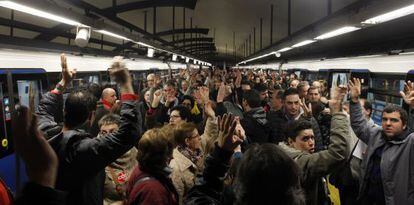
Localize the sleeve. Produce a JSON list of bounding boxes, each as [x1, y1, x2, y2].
[[350, 100, 375, 144], [185, 144, 233, 204], [201, 117, 219, 153], [15, 182, 67, 205], [66, 99, 142, 176], [296, 113, 350, 180], [36, 92, 64, 139]]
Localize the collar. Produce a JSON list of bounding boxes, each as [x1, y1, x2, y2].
[[101, 99, 112, 110], [382, 128, 410, 144]]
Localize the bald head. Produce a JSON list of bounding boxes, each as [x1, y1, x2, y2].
[[147, 73, 155, 88], [102, 88, 117, 106]]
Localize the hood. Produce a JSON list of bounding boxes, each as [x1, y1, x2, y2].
[[246, 107, 268, 125]]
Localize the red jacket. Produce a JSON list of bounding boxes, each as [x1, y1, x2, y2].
[[126, 166, 178, 205]]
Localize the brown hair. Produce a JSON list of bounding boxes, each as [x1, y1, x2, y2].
[[136, 128, 174, 174], [174, 122, 197, 146]]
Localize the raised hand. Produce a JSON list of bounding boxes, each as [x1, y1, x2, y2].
[[12, 106, 58, 188], [60, 53, 76, 85], [198, 86, 210, 105], [400, 81, 414, 109], [109, 56, 130, 85], [329, 85, 347, 114], [349, 78, 361, 103], [217, 114, 243, 152], [151, 89, 163, 108], [204, 101, 215, 119], [217, 82, 228, 103], [299, 98, 312, 117]]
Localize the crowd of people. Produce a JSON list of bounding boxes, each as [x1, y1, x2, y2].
[[1, 53, 414, 205]]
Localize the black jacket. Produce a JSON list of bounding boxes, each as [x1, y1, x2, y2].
[[184, 144, 233, 205], [37, 92, 142, 205], [241, 107, 273, 144], [15, 182, 67, 205]]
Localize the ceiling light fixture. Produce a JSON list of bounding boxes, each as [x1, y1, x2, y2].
[[362, 4, 414, 25], [292, 40, 316, 48], [314, 26, 360, 40], [0, 1, 83, 26], [147, 48, 154, 58], [95, 30, 131, 41], [277, 47, 293, 52]]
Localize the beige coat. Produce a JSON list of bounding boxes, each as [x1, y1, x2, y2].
[[169, 148, 200, 204]]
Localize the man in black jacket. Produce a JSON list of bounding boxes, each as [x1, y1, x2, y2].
[[36, 54, 141, 205]]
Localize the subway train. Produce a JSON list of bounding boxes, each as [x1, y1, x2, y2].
[[239, 53, 414, 125], [0, 48, 197, 193]]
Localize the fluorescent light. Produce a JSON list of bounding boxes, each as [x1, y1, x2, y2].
[[137, 42, 153, 48], [172, 54, 177, 61], [362, 4, 414, 25], [292, 40, 316, 48], [314, 26, 360, 40], [95, 30, 131, 41], [185, 57, 190, 63], [147, 48, 154, 58], [277, 47, 293, 52], [0, 1, 83, 26]]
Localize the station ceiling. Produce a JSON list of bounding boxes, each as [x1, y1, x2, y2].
[[1, 0, 413, 66]]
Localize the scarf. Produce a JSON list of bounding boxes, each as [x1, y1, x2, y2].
[[177, 145, 203, 166]]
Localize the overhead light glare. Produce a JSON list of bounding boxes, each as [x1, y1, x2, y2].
[[362, 4, 414, 25], [314, 26, 360, 40], [292, 40, 316, 48], [0, 1, 83, 26], [147, 48, 154, 58], [95, 30, 131, 41], [137, 42, 153, 48], [277, 47, 293, 52], [172, 54, 177, 61]]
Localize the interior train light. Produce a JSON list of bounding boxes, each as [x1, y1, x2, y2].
[[292, 40, 316, 48], [147, 48, 155, 58], [0, 1, 83, 26], [277, 47, 293, 52], [362, 4, 414, 25], [314, 26, 360, 40], [172, 54, 177, 61], [95, 30, 131, 41]]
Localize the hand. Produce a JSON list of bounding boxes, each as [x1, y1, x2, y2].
[[400, 81, 414, 109], [217, 114, 243, 152], [234, 117, 246, 141], [299, 98, 312, 118], [198, 86, 210, 104], [349, 78, 361, 103], [12, 106, 58, 188], [217, 82, 227, 103], [151, 89, 163, 108], [329, 85, 347, 114], [109, 56, 131, 86], [204, 101, 215, 119], [60, 53, 76, 86]]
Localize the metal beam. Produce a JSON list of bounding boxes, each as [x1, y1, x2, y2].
[[34, 24, 72, 41], [179, 42, 215, 49], [168, 37, 213, 45], [103, 0, 197, 14], [0, 17, 146, 53], [155, 28, 209, 37], [64, 0, 169, 45], [185, 46, 216, 53]]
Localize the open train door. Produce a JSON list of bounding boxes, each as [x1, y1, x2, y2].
[[0, 68, 48, 194]]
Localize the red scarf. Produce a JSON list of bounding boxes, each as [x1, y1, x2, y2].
[[101, 99, 112, 110]]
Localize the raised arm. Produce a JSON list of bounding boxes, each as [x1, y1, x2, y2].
[[400, 81, 414, 131], [349, 78, 376, 144], [36, 54, 76, 139], [67, 56, 141, 176], [296, 86, 349, 179]]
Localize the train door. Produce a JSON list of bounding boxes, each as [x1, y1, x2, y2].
[[0, 68, 48, 194], [368, 72, 405, 125]]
